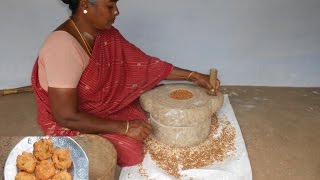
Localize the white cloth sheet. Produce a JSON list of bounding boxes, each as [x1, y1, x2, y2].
[[120, 95, 252, 180]]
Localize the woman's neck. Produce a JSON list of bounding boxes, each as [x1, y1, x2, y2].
[[70, 15, 98, 41]]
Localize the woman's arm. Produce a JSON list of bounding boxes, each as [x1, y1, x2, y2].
[[48, 87, 152, 141], [166, 66, 220, 94]]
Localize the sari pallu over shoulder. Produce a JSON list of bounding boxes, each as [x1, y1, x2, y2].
[[77, 27, 173, 120]]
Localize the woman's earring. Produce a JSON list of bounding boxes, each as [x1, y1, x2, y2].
[[83, 9, 88, 14]]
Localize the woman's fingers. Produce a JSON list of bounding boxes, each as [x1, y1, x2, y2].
[[208, 88, 216, 95], [215, 79, 220, 90], [125, 120, 153, 141], [136, 130, 149, 141], [141, 121, 152, 138], [143, 121, 153, 130], [142, 126, 152, 136], [191, 73, 220, 95]]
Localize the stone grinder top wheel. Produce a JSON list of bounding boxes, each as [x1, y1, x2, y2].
[[140, 83, 224, 126]]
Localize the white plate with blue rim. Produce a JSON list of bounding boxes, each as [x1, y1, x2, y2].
[[4, 136, 89, 180]]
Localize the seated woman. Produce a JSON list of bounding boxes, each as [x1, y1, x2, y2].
[[31, 0, 220, 166]]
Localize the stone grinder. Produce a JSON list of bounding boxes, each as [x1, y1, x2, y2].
[[140, 68, 223, 147]]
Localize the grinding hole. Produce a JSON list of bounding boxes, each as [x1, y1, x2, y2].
[[169, 89, 193, 100]]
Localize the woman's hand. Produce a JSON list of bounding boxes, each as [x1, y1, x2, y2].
[[125, 120, 153, 141], [165, 67, 221, 95], [190, 72, 220, 95]]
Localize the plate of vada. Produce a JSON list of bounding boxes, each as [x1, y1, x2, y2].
[[4, 136, 88, 180]]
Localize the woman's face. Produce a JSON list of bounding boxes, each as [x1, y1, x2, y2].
[[87, 0, 119, 30]]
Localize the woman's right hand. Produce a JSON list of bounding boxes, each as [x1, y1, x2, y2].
[[125, 120, 153, 141]]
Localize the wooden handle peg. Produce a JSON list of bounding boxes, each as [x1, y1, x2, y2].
[[210, 68, 218, 88]]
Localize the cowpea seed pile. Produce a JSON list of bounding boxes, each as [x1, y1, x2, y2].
[[143, 115, 236, 178], [169, 89, 193, 100]]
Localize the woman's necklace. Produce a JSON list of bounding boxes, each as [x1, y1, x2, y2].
[[69, 19, 93, 56]]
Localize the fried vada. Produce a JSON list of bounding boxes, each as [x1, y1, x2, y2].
[[52, 171, 72, 180], [15, 172, 36, 180], [33, 139, 54, 161], [52, 148, 72, 170], [34, 160, 56, 179], [16, 152, 37, 173]]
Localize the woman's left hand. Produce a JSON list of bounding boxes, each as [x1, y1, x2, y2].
[[190, 72, 220, 95]]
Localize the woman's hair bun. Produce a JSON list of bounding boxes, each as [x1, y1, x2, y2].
[[62, 0, 71, 4], [61, 0, 79, 12]]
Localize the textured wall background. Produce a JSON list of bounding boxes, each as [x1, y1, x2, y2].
[[0, 0, 319, 89]]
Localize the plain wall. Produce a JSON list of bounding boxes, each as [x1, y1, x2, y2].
[[0, 0, 319, 89]]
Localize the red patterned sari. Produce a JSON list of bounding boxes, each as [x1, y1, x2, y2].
[[31, 27, 173, 166]]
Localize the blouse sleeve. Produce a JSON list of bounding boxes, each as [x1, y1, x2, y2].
[[40, 31, 87, 89]]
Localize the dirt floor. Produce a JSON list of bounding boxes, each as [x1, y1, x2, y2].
[[0, 86, 319, 180]]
